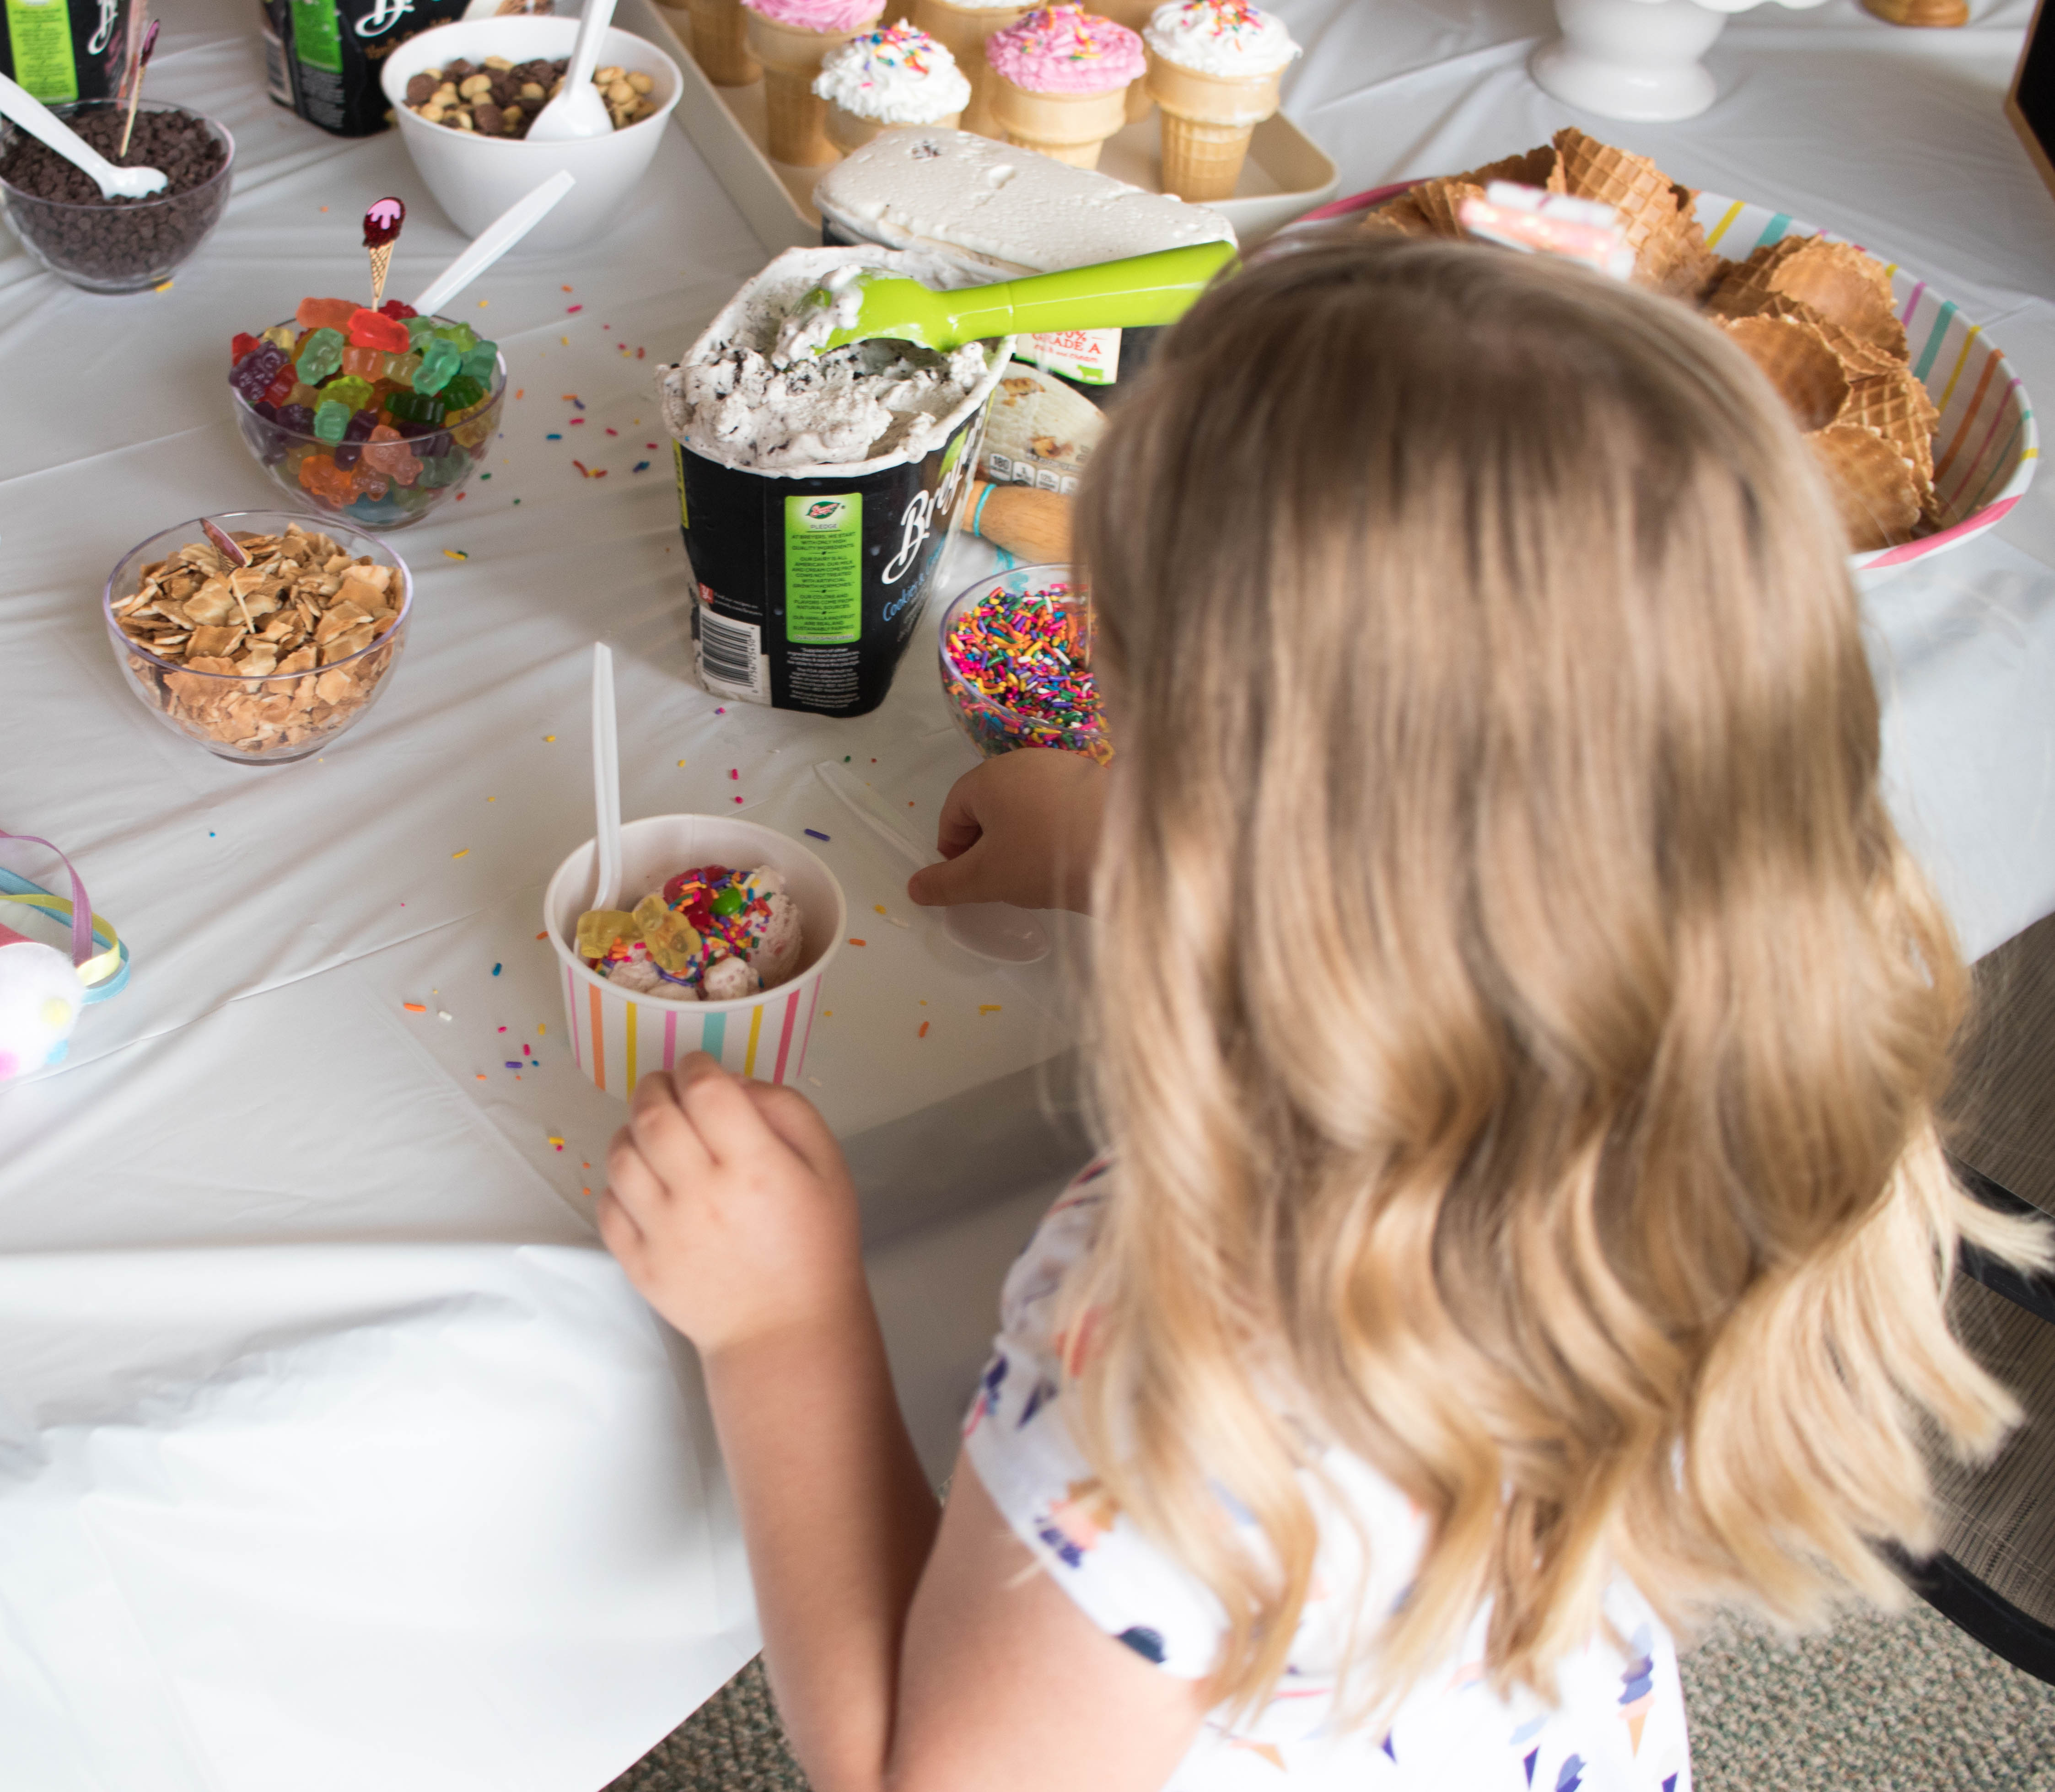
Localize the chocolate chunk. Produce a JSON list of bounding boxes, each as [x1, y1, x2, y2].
[[406, 72, 437, 105]]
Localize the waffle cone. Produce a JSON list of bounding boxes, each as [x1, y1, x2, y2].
[[1454, 145, 1562, 191], [689, 0, 760, 84], [1721, 316, 1851, 431], [1552, 126, 1680, 268], [990, 75, 1129, 166], [1765, 240, 1906, 359], [913, 0, 1030, 136], [747, 11, 876, 162], [1808, 423, 1922, 552], [825, 102, 962, 151], [1144, 53, 1279, 199], [1360, 191, 1436, 238], [1839, 366, 1939, 486], [367, 243, 393, 314], [1401, 177, 1480, 240]]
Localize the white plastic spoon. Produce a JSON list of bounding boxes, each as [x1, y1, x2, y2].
[[523, 0, 619, 142], [813, 761, 1050, 965], [592, 644, 624, 913], [409, 169, 576, 314], [0, 71, 165, 198]]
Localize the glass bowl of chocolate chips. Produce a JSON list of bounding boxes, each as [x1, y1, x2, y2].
[[104, 514, 414, 765]]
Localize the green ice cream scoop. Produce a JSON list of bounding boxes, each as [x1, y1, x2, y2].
[[780, 241, 1239, 359]]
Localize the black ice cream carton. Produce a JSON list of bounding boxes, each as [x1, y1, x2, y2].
[[659, 247, 1011, 719]]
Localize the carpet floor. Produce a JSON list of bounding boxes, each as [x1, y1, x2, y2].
[[613, 917, 2055, 1791]]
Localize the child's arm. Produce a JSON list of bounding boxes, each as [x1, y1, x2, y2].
[[599, 1057, 1206, 1792], [906, 748, 1106, 914]]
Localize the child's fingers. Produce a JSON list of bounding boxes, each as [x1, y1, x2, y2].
[[742, 1081, 847, 1184], [907, 837, 991, 907], [672, 1051, 778, 1163], [932, 767, 988, 861], [604, 1127, 674, 1230], [593, 1186, 646, 1274]]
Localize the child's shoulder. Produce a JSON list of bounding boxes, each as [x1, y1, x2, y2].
[[997, 1157, 1114, 1345]]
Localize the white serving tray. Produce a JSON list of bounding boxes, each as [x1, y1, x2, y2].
[[625, 0, 1337, 253]]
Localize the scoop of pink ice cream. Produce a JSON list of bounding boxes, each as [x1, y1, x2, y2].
[[985, 4, 1145, 93], [742, 0, 884, 33]]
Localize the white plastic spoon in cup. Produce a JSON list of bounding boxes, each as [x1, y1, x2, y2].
[[523, 0, 620, 142], [592, 643, 623, 913], [409, 169, 576, 314], [813, 761, 1050, 965], [0, 71, 166, 198]]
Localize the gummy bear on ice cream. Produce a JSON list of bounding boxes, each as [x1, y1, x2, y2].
[[575, 865, 804, 1001]]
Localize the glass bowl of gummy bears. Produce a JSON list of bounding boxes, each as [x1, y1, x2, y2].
[[0, 101, 233, 294], [228, 300, 508, 531]]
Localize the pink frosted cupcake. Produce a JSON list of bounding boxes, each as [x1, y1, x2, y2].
[[742, 0, 887, 164], [985, 4, 1145, 168]]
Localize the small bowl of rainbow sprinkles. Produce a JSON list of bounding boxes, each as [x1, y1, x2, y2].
[[938, 562, 1112, 765]]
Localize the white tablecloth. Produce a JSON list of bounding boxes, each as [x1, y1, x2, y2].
[[4, 0, 2054, 1784]]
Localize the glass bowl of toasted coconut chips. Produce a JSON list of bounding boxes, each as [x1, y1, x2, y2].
[[1293, 127, 2037, 580], [104, 513, 413, 765]]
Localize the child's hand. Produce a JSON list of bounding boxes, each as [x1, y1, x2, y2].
[[597, 1054, 867, 1356], [906, 748, 1106, 914]]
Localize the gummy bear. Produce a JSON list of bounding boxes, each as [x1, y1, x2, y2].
[[461, 341, 498, 381], [362, 424, 422, 486], [262, 366, 297, 408], [296, 327, 344, 383], [260, 323, 299, 353], [312, 400, 351, 444], [334, 409, 379, 469], [323, 375, 375, 413], [231, 331, 260, 365], [377, 349, 417, 384], [347, 309, 412, 354], [405, 315, 441, 351], [296, 296, 359, 331], [298, 452, 350, 499], [277, 403, 315, 435], [433, 322, 479, 354], [229, 342, 289, 404], [378, 298, 418, 322], [350, 466, 392, 500], [387, 390, 446, 426], [341, 343, 385, 379], [440, 374, 486, 412], [414, 338, 462, 395]]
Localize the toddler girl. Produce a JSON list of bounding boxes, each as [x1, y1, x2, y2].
[[597, 235, 2047, 1791]]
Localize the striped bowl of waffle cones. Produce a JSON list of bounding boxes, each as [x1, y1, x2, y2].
[[1285, 131, 2036, 579]]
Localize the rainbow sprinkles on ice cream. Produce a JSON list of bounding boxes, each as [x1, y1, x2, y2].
[[576, 865, 805, 1001]]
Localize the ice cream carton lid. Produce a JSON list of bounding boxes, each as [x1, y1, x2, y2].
[[813, 128, 1236, 278]]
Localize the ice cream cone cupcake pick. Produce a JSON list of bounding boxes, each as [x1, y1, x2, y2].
[[743, 0, 888, 164], [362, 196, 404, 312], [1142, 0, 1296, 200], [815, 23, 971, 150], [986, 5, 1145, 169]]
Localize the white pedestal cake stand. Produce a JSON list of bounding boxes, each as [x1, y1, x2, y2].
[[1531, 0, 1827, 123]]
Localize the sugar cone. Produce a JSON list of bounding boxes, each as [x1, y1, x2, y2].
[[1144, 53, 1281, 201], [1863, 0, 1967, 23], [689, 0, 760, 85], [989, 75, 1128, 167], [1808, 423, 1921, 552], [367, 243, 393, 314], [746, 8, 880, 163], [913, 0, 1030, 137], [1720, 315, 1851, 432], [825, 102, 963, 151]]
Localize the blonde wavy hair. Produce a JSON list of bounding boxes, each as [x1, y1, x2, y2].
[[1066, 236, 2050, 1719]]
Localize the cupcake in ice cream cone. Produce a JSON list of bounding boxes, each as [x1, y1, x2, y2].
[[742, 0, 888, 164], [986, 4, 1145, 169], [912, 0, 1035, 135], [1142, 0, 1297, 201], [815, 23, 973, 150]]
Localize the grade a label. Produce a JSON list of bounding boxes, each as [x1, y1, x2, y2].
[[1024, 328, 1121, 386], [5, 0, 79, 102], [783, 494, 862, 645]]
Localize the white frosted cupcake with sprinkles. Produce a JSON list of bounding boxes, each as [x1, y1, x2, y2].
[[1143, 0, 1297, 200], [814, 23, 974, 150]]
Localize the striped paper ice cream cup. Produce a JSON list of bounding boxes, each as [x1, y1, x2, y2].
[[543, 815, 846, 1099]]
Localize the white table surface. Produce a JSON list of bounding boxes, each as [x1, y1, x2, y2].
[[4, 0, 2054, 1784]]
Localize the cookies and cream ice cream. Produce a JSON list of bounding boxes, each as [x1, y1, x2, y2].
[[661, 247, 1004, 473], [814, 23, 973, 122], [1142, 0, 1297, 76]]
